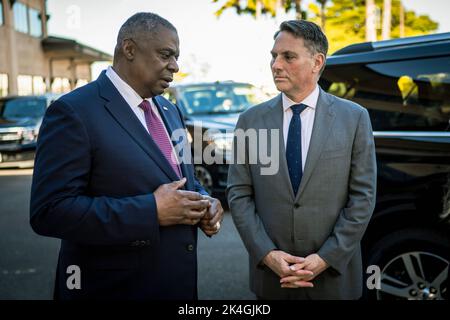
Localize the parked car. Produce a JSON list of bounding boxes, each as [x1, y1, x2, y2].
[[164, 81, 268, 201], [0, 94, 60, 168], [319, 32, 450, 300]]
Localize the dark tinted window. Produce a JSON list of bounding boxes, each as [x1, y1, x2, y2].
[[0, 1, 4, 26], [320, 56, 450, 131], [174, 84, 265, 115], [0, 98, 47, 120]]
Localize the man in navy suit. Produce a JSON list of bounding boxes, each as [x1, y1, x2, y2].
[[30, 12, 223, 300]]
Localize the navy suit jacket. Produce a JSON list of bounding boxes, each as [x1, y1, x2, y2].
[[30, 71, 208, 300]]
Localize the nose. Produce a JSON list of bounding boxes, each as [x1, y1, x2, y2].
[[271, 56, 282, 73], [168, 57, 179, 73]]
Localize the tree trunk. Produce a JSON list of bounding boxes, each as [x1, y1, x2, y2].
[[366, 0, 377, 41], [295, 0, 302, 20], [382, 0, 391, 40], [321, 0, 326, 31]]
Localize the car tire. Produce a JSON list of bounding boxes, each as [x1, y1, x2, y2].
[[364, 228, 449, 300]]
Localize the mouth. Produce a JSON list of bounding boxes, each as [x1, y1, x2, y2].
[[274, 76, 288, 82], [160, 77, 173, 88]]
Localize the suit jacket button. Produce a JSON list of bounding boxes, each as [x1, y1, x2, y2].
[[187, 244, 194, 252], [294, 204, 300, 209]]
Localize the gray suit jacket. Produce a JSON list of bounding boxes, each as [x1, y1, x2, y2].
[[226, 88, 377, 299]]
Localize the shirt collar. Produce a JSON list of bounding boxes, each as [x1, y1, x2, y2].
[[282, 85, 319, 112], [106, 66, 151, 108]]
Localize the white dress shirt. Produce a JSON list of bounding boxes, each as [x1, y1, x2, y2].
[[105, 66, 181, 167], [282, 85, 319, 171]]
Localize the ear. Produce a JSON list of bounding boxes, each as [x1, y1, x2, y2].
[[121, 39, 136, 61], [313, 53, 326, 74]]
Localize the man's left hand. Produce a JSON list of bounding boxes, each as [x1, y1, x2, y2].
[[280, 253, 329, 288], [199, 196, 224, 237]]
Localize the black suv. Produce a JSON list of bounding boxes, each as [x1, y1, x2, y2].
[[0, 94, 60, 168], [319, 32, 450, 300], [165, 81, 268, 200]]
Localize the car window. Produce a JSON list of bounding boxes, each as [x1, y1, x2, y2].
[[0, 98, 47, 120], [320, 56, 450, 131], [177, 84, 265, 115]]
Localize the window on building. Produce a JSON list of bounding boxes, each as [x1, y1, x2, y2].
[[33, 76, 46, 94], [0, 1, 4, 26], [0, 74, 8, 97], [17, 75, 34, 95], [51, 77, 71, 94], [13, 2, 29, 34], [29, 8, 42, 37]]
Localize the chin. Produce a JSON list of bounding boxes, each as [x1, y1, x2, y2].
[[274, 83, 289, 93], [151, 87, 165, 97]]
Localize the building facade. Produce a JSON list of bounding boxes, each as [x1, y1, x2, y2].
[[0, 0, 111, 96]]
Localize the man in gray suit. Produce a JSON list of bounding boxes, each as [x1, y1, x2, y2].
[[227, 20, 377, 299]]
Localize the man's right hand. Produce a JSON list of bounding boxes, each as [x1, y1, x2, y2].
[[262, 250, 314, 288], [154, 178, 210, 226]]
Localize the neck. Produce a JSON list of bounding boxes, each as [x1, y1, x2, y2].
[[284, 83, 317, 103]]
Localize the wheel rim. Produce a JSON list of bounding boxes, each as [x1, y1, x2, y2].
[[194, 165, 213, 194], [377, 251, 449, 300]]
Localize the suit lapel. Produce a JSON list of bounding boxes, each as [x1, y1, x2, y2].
[[153, 96, 194, 190], [295, 89, 336, 200], [262, 95, 296, 200], [97, 72, 179, 182]]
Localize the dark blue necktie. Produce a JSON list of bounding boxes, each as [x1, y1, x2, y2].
[[286, 103, 308, 195]]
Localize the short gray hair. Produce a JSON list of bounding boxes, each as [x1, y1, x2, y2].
[[116, 12, 176, 46], [275, 20, 328, 73]]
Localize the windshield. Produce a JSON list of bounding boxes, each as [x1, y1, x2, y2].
[[179, 84, 266, 115], [0, 98, 47, 120]]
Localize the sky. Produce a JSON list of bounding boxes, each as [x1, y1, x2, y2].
[[46, 0, 450, 90]]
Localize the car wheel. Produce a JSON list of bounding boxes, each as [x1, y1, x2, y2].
[[194, 165, 213, 195], [365, 228, 449, 300]]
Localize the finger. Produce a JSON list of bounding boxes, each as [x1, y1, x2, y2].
[[208, 208, 223, 225], [289, 262, 308, 271], [294, 269, 314, 276], [280, 274, 312, 283], [170, 177, 186, 189], [177, 190, 204, 201], [280, 270, 313, 283], [281, 281, 314, 288], [284, 254, 306, 265], [185, 209, 207, 220], [186, 218, 200, 225], [185, 199, 211, 210], [201, 221, 220, 232]]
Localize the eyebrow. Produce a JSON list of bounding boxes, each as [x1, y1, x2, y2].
[[160, 48, 179, 56], [271, 50, 297, 56]]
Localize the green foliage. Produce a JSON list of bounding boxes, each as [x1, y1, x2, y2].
[[212, 0, 305, 18], [212, 0, 439, 54], [308, 0, 438, 54]]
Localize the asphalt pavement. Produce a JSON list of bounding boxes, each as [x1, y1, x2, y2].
[[0, 169, 255, 300]]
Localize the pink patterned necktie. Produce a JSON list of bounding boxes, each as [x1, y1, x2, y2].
[[138, 100, 182, 178]]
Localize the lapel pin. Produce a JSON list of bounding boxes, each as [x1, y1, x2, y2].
[[163, 106, 168, 111]]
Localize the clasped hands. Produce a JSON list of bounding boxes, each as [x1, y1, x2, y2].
[[154, 178, 224, 236], [262, 250, 329, 288]]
